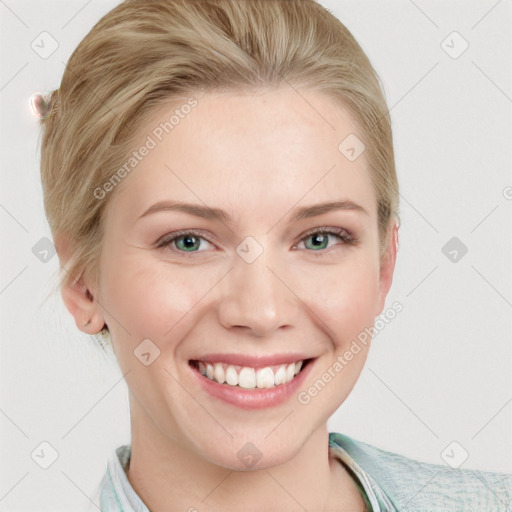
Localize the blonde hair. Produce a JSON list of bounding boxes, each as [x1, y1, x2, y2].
[[39, 0, 399, 296]]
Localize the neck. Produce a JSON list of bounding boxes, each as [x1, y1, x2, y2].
[[125, 395, 364, 512]]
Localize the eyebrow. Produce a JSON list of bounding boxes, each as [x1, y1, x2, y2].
[[137, 199, 369, 224]]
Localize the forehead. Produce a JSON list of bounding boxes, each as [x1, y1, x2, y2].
[[108, 88, 376, 225]]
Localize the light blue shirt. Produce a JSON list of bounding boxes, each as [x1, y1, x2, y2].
[[96, 432, 512, 511]]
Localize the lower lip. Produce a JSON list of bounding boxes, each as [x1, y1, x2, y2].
[[189, 359, 315, 410]]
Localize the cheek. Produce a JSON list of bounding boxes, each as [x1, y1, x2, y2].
[[100, 250, 223, 343], [298, 253, 380, 346]]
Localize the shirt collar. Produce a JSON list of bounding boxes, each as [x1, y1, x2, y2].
[[100, 433, 394, 511]]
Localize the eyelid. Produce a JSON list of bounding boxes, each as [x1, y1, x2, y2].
[[294, 226, 354, 243]]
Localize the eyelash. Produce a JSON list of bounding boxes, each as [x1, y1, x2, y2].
[[155, 227, 359, 257]]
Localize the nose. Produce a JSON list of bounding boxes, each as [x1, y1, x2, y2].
[[217, 248, 299, 337]]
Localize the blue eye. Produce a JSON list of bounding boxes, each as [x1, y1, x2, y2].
[[303, 233, 337, 250], [296, 228, 356, 253], [155, 227, 357, 256], [157, 230, 212, 253]]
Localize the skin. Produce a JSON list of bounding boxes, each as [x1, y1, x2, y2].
[[60, 88, 398, 511]]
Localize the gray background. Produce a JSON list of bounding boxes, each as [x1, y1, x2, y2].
[[1, 0, 511, 510]]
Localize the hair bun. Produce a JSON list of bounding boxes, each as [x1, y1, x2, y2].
[[30, 92, 53, 119]]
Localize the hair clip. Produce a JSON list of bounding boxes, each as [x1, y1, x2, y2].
[[30, 92, 53, 119]]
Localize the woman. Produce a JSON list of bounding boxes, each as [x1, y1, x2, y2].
[[36, 0, 511, 510]]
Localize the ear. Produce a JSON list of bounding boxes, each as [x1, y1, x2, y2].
[[55, 232, 106, 335], [374, 221, 399, 317]]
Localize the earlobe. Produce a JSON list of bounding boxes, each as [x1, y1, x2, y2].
[[61, 277, 105, 334], [375, 222, 399, 317], [56, 231, 105, 335]]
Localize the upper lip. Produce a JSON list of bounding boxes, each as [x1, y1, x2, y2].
[[190, 353, 313, 368]]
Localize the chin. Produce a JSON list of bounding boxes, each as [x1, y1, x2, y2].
[[197, 433, 303, 472]]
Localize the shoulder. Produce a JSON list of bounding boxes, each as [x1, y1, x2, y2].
[[329, 432, 512, 510]]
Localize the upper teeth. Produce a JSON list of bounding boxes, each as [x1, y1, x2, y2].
[[197, 360, 303, 389]]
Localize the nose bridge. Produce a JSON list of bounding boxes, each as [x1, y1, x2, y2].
[[217, 243, 297, 336]]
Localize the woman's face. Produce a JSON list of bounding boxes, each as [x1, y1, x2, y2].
[[91, 88, 396, 469]]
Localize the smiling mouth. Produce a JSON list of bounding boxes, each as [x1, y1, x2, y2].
[[189, 359, 313, 389]]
